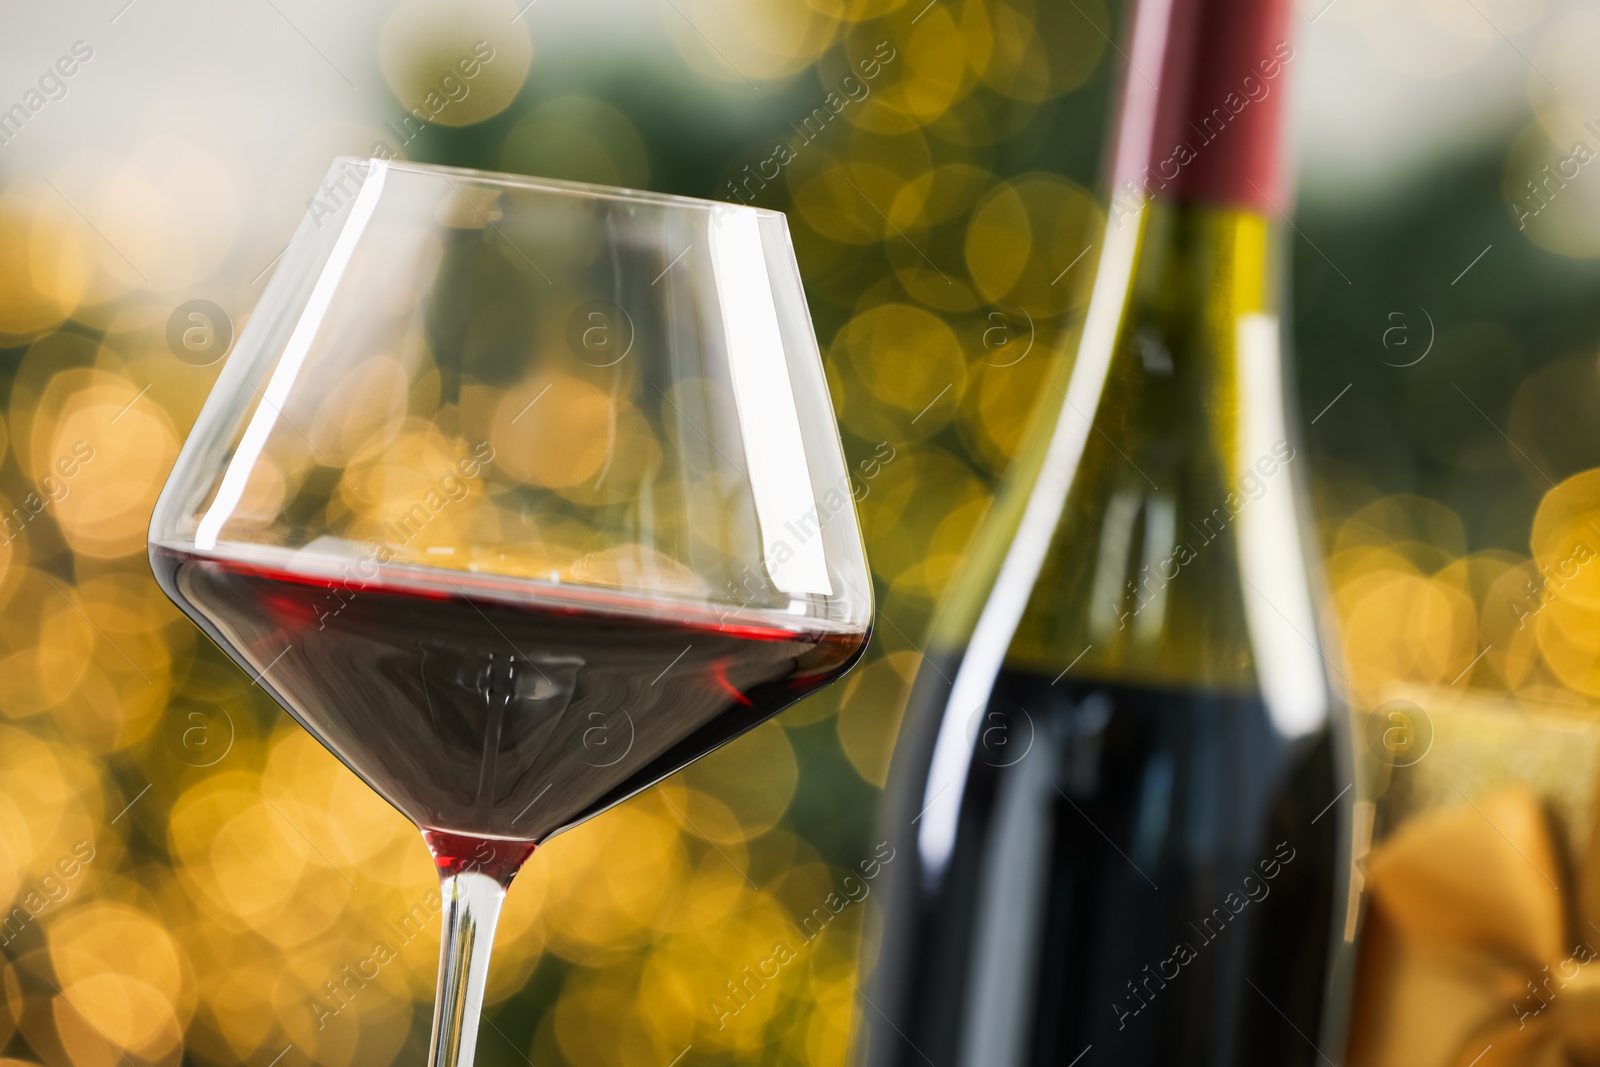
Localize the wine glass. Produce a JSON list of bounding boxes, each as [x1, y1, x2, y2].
[[148, 158, 873, 1067]]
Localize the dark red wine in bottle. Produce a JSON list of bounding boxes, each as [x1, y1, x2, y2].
[[859, 0, 1355, 1063], [151, 544, 867, 844]]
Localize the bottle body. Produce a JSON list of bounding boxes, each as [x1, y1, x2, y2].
[[861, 197, 1354, 1066], [875, 672, 1340, 1064]]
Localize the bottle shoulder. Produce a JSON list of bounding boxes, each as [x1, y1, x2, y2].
[[931, 203, 1328, 713]]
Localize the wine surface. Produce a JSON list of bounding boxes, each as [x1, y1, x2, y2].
[[868, 663, 1340, 1067], [152, 544, 867, 842]]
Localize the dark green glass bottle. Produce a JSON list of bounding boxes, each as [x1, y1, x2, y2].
[[859, 0, 1355, 1062]]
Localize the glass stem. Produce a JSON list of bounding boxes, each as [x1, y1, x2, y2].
[[427, 870, 506, 1067]]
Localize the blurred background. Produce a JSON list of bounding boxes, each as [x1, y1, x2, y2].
[[0, 0, 1595, 1064]]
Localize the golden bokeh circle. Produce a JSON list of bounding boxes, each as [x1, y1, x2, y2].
[[833, 303, 966, 426], [665, 0, 840, 84], [501, 97, 651, 189], [966, 173, 1100, 315], [378, 0, 533, 129], [0, 182, 93, 340]]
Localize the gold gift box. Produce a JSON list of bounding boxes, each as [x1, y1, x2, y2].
[[1349, 691, 1600, 1066]]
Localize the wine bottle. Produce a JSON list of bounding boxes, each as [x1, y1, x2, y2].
[[859, 0, 1355, 1063]]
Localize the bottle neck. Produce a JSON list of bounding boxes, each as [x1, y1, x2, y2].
[[1110, 0, 1295, 215]]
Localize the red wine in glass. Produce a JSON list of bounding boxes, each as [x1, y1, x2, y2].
[[153, 543, 867, 851]]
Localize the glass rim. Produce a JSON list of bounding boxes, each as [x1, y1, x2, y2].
[[155, 538, 867, 636], [333, 155, 786, 217]]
